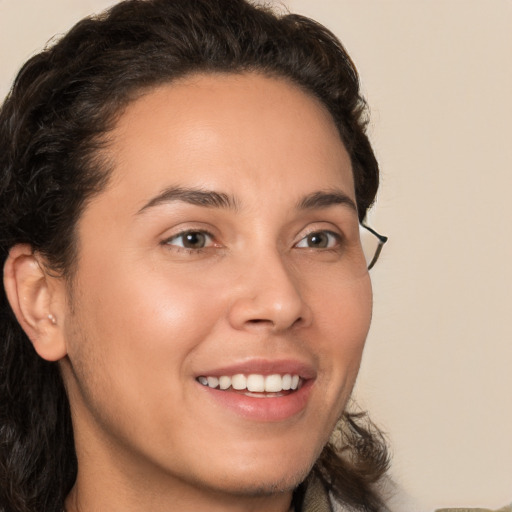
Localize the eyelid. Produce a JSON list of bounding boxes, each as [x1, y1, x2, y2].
[[294, 229, 342, 249], [162, 228, 217, 249]]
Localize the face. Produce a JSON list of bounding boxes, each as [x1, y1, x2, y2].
[[60, 73, 372, 507]]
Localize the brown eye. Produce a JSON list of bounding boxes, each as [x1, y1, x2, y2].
[[296, 231, 339, 249], [183, 232, 207, 248], [307, 232, 328, 248], [166, 231, 213, 249]]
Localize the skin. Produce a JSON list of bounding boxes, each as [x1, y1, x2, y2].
[[33, 73, 372, 511]]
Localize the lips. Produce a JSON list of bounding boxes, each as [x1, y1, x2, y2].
[[195, 360, 315, 421]]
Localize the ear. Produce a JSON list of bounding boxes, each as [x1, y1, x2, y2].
[[3, 244, 68, 361]]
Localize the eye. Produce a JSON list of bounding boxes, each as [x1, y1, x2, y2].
[[164, 230, 215, 250], [295, 230, 340, 249]]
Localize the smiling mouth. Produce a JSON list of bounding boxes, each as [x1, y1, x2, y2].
[[196, 373, 303, 397]]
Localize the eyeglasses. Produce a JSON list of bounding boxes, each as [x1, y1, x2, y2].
[[360, 223, 388, 270]]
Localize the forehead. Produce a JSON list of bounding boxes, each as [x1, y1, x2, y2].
[[100, 72, 354, 211]]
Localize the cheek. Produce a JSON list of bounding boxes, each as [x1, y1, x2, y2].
[[315, 270, 372, 334], [65, 259, 225, 394], [84, 255, 216, 331], [313, 274, 372, 386], [62, 260, 228, 449]]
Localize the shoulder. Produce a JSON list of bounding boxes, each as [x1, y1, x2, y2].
[[302, 476, 333, 512], [435, 506, 512, 512], [301, 476, 389, 512]]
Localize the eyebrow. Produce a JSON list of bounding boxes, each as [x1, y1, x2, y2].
[[137, 186, 357, 215], [137, 186, 238, 214], [296, 190, 357, 213]]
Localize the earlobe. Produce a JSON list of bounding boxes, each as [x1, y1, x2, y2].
[[3, 244, 68, 361]]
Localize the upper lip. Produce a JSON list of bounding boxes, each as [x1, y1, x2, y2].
[[195, 358, 317, 380]]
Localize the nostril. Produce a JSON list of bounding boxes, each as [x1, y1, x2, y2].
[[246, 316, 303, 329], [247, 318, 274, 325]]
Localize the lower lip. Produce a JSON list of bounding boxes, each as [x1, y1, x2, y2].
[[198, 379, 314, 422]]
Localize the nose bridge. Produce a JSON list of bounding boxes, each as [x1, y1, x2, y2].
[[227, 243, 310, 332]]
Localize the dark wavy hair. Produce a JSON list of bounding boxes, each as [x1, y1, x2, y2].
[[0, 1, 389, 511]]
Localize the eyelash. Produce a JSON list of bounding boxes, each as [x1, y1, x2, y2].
[[162, 229, 217, 253], [294, 230, 342, 250], [162, 228, 342, 253]]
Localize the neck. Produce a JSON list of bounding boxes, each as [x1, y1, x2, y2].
[[65, 479, 294, 512]]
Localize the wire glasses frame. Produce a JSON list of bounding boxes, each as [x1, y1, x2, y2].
[[359, 223, 388, 270]]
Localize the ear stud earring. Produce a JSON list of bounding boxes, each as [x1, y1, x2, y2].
[[48, 314, 57, 325]]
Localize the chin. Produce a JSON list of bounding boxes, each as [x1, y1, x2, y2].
[[209, 463, 314, 497], [198, 442, 321, 498]]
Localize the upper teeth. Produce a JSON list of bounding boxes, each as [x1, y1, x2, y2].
[[197, 374, 301, 392]]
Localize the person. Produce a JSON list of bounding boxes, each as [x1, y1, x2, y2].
[[0, 1, 391, 511]]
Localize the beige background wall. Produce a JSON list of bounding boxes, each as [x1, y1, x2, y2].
[[1, 1, 511, 511]]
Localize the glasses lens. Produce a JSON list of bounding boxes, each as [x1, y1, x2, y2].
[[359, 224, 387, 270]]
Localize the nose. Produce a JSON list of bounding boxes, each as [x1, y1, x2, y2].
[[227, 251, 312, 333]]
